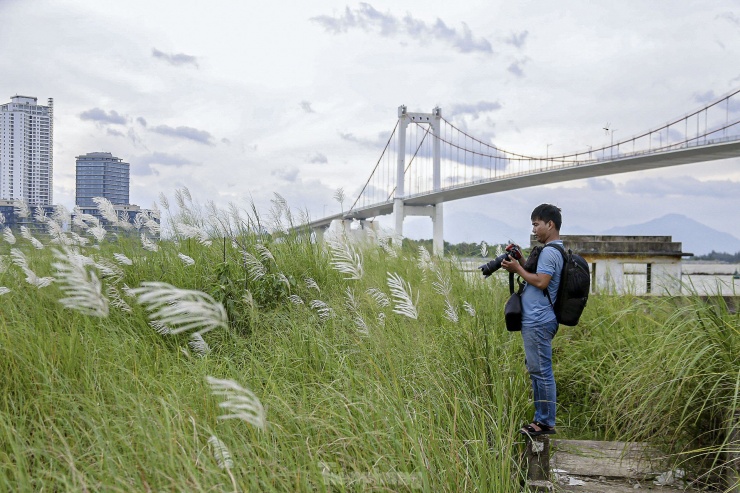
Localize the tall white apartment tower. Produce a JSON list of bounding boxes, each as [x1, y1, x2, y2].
[[0, 95, 54, 206]]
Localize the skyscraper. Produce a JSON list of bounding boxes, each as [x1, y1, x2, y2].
[[75, 152, 130, 207], [0, 95, 54, 205]]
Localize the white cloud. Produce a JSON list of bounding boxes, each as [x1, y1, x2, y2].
[[1, 0, 738, 247]]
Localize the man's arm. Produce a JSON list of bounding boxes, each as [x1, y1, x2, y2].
[[502, 258, 552, 289]]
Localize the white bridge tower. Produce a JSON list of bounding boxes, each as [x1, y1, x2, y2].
[[394, 105, 444, 255]]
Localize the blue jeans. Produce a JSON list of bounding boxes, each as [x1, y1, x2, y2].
[[521, 319, 559, 428]]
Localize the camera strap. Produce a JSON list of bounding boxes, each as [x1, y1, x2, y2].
[[508, 272, 524, 295]]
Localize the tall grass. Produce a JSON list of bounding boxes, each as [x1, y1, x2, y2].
[[0, 191, 737, 491]]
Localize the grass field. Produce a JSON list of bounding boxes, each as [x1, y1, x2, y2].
[[0, 192, 737, 491]]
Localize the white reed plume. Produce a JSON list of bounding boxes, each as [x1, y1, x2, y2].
[[288, 294, 304, 305], [106, 285, 132, 313], [344, 287, 360, 312], [20, 226, 44, 250], [255, 244, 274, 262], [242, 251, 266, 281], [94, 258, 124, 284], [117, 210, 133, 230], [309, 299, 332, 321], [92, 197, 119, 224], [276, 272, 290, 289], [0, 213, 4, 225], [443, 299, 459, 323], [141, 233, 159, 252], [149, 203, 161, 221], [243, 290, 254, 309], [377, 312, 386, 327], [386, 272, 418, 319], [88, 225, 107, 243], [11, 248, 55, 288], [175, 222, 211, 246], [354, 315, 369, 335], [493, 244, 504, 257], [69, 232, 89, 247], [207, 435, 234, 469], [0, 256, 6, 273], [206, 376, 266, 430], [0, 287, 10, 296], [178, 253, 195, 266], [133, 212, 145, 230], [121, 283, 135, 298], [52, 249, 109, 317], [304, 277, 320, 292], [113, 253, 133, 266], [432, 270, 452, 298], [46, 220, 71, 246], [144, 219, 160, 236], [150, 321, 172, 335], [377, 235, 399, 258], [328, 239, 364, 280], [366, 287, 390, 308], [480, 241, 488, 258], [52, 204, 71, 226], [34, 206, 48, 224], [463, 301, 476, 317], [417, 246, 433, 272], [189, 332, 211, 356], [158, 192, 170, 211], [3, 227, 16, 245], [132, 282, 228, 335], [13, 200, 30, 219]]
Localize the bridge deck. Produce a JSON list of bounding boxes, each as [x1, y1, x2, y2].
[[306, 138, 740, 230]]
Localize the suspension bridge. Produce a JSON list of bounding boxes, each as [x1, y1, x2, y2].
[[309, 89, 740, 254]]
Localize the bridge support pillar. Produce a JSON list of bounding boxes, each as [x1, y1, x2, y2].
[[393, 203, 444, 256], [432, 203, 444, 256]]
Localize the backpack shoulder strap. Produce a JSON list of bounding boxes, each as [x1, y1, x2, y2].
[[541, 243, 567, 306]]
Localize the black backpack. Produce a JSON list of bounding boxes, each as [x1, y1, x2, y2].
[[543, 244, 590, 326]]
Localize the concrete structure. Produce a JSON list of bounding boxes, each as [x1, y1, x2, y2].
[[76, 152, 130, 207], [0, 95, 54, 206], [537, 235, 691, 295], [393, 106, 444, 256]]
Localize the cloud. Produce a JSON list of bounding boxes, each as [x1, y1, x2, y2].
[[129, 152, 196, 177], [271, 166, 300, 182], [339, 130, 392, 148], [307, 152, 328, 164], [150, 124, 215, 145], [151, 48, 199, 68], [716, 12, 740, 25], [586, 178, 616, 191], [507, 60, 526, 78], [106, 128, 125, 138], [300, 101, 315, 113], [621, 176, 740, 199], [137, 116, 147, 127], [135, 152, 196, 167], [448, 101, 502, 119], [79, 108, 126, 125], [505, 30, 528, 49], [311, 3, 493, 54]]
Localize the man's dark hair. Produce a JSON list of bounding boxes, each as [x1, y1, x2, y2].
[[531, 204, 562, 230]]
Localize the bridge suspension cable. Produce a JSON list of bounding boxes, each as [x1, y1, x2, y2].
[[346, 88, 740, 217]]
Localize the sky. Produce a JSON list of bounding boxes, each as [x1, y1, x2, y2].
[[2, 0, 739, 244]]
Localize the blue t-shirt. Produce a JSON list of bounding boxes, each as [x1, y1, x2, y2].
[[521, 241, 564, 327]]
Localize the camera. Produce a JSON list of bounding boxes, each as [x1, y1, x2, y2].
[[479, 244, 523, 278]]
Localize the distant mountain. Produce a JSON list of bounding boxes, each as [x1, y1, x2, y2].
[[403, 212, 529, 246], [600, 214, 740, 256]]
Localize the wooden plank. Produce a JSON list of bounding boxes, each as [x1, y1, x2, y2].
[[550, 440, 666, 479]]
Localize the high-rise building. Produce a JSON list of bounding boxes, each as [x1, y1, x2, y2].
[[0, 95, 54, 206], [75, 152, 130, 207]]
